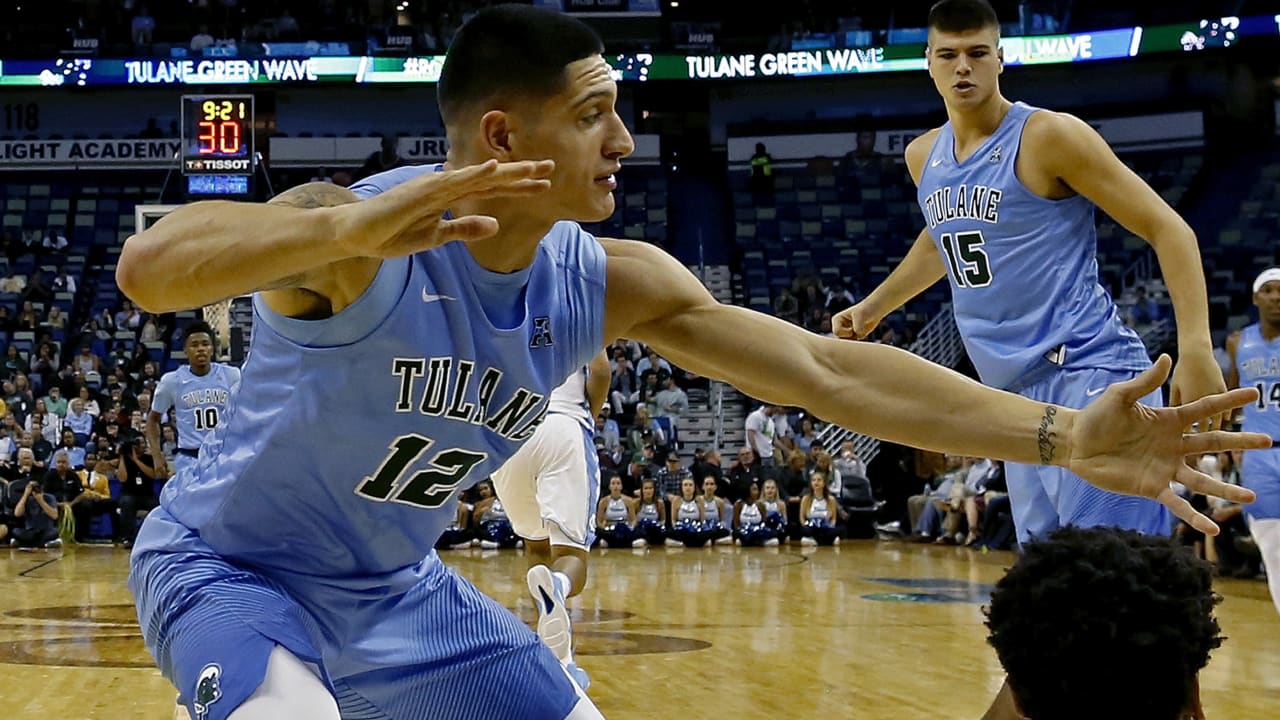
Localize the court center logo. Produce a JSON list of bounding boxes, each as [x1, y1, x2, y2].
[[193, 663, 223, 720]]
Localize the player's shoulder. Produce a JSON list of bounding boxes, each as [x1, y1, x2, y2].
[[347, 163, 443, 199], [904, 128, 944, 183], [1021, 108, 1096, 147]]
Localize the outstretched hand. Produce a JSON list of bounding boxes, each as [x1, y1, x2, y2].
[[335, 159, 556, 259], [1067, 355, 1267, 535]]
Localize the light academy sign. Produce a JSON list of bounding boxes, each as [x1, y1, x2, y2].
[[0, 138, 180, 168]]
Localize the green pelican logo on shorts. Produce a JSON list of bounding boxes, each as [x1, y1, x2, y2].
[[193, 663, 223, 720]]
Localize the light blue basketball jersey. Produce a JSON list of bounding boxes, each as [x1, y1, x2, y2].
[[1236, 324, 1280, 440], [917, 102, 1149, 391], [146, 163, 607, 603], [1235, 324, 1280, 520], [152, 363, 242, 450]]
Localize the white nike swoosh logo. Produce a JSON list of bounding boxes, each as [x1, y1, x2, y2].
[[931, 159, 942, 167], [1085, 387, 1106, 397], [421, 288, 455, 303]]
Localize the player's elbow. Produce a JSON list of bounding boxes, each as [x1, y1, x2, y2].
[[117, 236, 164, 313]]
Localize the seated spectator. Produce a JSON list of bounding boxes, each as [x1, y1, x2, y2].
[[985, 527, 1220, 720], [728, 447, 767, 503], [55, 429, 85, 469], [734, 481, 780, 547], [794, 418, 819, 456], [699, 475, 732, 545], [773, 287, 800, 325], [595, 474, 639, 548], [1209, 450, 1259, 578], [690, 448, 726, 497], [20, 273, 52, 305], [131, 5, 155, 46], [2, 346, 29, 381], [627, 405, 665, 452], [471, 480, 518, 549], [633, 478, 666, 547], [190, 25, 215, 52], [41, 227, 68, 255], [800, 472, 841, 546], [65, 398, 94, 444], [777, 451, 809, 515], [655, 452, 690, 504], [52, 268, 76, 295], [8, 476, 61, 548], [46, 450, 112, 543], [1127, 285, 1160, 326], [74, 346, 102, 378]]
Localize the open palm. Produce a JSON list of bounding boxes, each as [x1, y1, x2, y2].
[[1067, 355, 1266, 535]]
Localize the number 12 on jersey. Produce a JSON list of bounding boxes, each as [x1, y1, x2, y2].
[[939, 230, 993, 288], [356, 434, 487, 509]]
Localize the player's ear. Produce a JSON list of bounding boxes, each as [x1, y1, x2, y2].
[[478, 110, 514, 160], [996, 45, 1004, 74]]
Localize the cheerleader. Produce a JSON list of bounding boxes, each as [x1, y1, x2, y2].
[[596, 474, 641, 548], [634, 478, 667, 547], [666, 477, 710, 547], [733, 482, 778, 546], [473, 480, 520, 549], [800, 472, 841, 546], [700, 475, 732, 545], [760, 479, 788, 538], [436, 495, 474, 550]]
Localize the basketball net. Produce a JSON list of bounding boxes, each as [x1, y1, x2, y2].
[[202, 298, 233, 361]]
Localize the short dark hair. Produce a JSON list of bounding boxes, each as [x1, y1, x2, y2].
[[183, 321, 216, 345], [438, 4, 605, 127], [928, 0, 1000, 34], [986, 527, 1222, 720]]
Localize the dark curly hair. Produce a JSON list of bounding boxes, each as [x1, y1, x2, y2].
[[986, 526, 1222, 720]]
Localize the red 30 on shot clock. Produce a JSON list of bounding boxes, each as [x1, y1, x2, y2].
[[181, 94, 255, 175]]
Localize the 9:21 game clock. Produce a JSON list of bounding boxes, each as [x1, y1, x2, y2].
[[181, 94, 254, 175]]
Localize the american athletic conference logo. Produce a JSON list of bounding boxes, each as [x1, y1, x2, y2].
[[193, 663, 223, 720], [530, 317, 555, 349]]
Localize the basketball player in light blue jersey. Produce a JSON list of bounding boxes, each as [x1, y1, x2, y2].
[[118, 6, 1262, 720], [146, 321, 242, 480], [491, 350, 610, 688], [838, 0, 1230, 550], [1226, 268, 1280, 617]]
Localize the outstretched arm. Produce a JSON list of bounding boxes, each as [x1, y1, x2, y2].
[[603, 239, 1265, 534], [116, 160, 554, 314]]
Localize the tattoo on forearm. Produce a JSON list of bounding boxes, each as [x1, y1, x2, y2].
[[1038, 406, 1058, 464]]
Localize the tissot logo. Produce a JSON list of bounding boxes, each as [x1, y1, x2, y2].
[[185, 158, 251, 171]]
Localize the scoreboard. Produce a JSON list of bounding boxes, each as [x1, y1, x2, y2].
[[180, 94, 254, 175]]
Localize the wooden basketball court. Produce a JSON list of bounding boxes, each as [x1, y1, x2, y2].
[[2, 542, 1277, 719]]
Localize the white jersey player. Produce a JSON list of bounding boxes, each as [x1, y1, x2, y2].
[[491, 348, 610, 690]]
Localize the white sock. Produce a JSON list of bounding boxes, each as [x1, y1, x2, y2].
[[1248, 516, 1280, 618], [553, 570, 572, 598]]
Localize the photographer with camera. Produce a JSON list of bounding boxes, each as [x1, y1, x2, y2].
[[113, 434, 158, 548], [10, 475, 61, 548]]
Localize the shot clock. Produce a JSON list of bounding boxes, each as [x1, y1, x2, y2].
[[181, 94, 255, 175]]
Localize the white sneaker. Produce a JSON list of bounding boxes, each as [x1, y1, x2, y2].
[[764, 538, 780, 547], [801, 536, 818, 547], [833, 537, 841, 546], [599, 539, 609, 548], [714, 535, 733, 546], [631, 538, 647, 548], [479, 540, 499, 549], [664, 538, 683, 547], [527, 565, 573, 663]]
